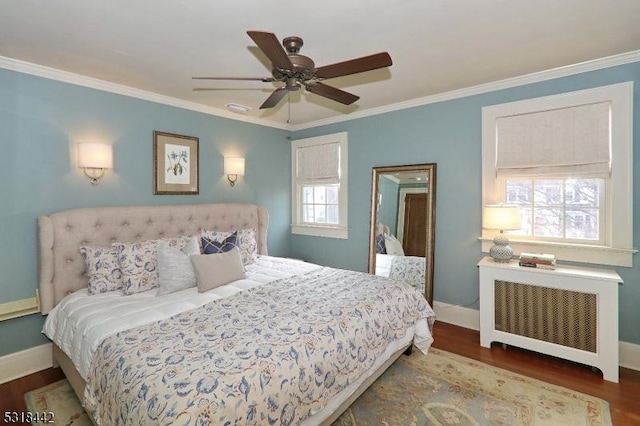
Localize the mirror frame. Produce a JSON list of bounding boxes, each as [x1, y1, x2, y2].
[[368, 163, 437, 306]]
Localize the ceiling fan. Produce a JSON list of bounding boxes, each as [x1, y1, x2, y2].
[[193, 30, 392, 109]]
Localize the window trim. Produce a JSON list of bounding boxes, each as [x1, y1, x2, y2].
[[481, 82, 635, 267], [291, 132, 348, 239]]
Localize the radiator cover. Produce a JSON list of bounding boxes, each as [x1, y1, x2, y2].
[[478, 257, 621, 382], [494, 280, 597, 353]]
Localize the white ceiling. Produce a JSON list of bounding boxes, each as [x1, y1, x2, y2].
[[1, 0, 639, 128]]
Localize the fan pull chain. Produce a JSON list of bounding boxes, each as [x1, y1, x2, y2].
[[287, 92, 292, 124]]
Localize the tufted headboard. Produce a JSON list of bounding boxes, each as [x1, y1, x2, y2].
[[38, 203, 269, 314]]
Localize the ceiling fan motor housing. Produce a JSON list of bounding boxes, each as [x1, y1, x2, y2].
[[272, 56, 315, 80], [272, 36, 316, 81]]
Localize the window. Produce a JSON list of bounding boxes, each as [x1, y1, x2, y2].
[[301, 185, 339, 224], [482, 82, 634, 266], [291, 132, 348, 238], [504, 178, 604, 243]]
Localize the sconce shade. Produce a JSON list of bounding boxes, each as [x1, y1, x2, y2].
[[483, 205, 521, 231], [224, 157, 245, 176], [78, 143, 113, 169]]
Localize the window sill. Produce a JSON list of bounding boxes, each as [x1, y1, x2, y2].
[[479, 237, 636, 267], [291, 224, 348, 239]]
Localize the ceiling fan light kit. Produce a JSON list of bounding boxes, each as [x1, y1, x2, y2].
[[193, 30, 392, 110]]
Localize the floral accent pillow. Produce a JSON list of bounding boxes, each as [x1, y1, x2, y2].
[[237, 228, 258, 264], [115, 235, 196, 295], [79, 245, 123, 294], [200, 228, 258, 265]]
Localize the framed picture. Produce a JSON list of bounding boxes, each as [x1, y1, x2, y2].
[[153, 131, 199, 195]]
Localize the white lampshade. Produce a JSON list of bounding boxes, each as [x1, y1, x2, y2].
[[224, 157, 245, 176], [483, 205, 521, 231], [77, 143, 113, 169]]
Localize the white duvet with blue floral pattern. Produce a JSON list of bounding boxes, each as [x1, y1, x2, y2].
[[84, 267, 434, 425]]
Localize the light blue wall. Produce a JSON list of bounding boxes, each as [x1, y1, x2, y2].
[[2, 60, 639, 360], [291, 61, 640, 345], [378, 176, 399, 235], [0, 68, 291, 356]]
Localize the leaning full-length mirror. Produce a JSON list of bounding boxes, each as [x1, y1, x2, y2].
[[368, 164, 436, 306]]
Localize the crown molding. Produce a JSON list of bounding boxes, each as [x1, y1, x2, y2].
[[2, 50, 639, 132], [0, 56, 288, 130], [291, 49, 640, 131]]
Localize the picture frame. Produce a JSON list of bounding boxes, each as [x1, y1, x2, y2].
[[153, 131, 199, 195]]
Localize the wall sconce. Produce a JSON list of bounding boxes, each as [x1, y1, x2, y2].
[[483, 204, 522, 262], [224, 157, 245, 187], [77, 142, 113, 185]]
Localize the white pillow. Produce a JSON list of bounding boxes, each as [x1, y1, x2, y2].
[[190, 247, 246, 292], [156, 237, 201, 296], [384, 233, 405, 256]]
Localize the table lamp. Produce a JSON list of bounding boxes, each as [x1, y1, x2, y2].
[[483, 204, 521, 262]]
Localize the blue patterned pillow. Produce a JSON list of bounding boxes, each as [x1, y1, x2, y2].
[[376, 233, 387, 254], [201, 228, 258, 265], [201, 231, 238, 255]]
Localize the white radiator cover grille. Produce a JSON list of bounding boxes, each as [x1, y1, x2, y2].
[[494, 280, 597, 353]]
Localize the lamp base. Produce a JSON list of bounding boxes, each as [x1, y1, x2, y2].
[[489, 234, 513, 262]]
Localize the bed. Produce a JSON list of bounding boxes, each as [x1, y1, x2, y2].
[[374, 225, 426, 294], [375, 253, 426, 294], [38, 203, 435, 425]]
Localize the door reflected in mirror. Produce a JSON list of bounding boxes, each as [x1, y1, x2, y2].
[[368, 164, 436, 306]]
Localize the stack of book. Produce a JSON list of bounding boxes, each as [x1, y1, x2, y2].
[[518, 252, 556, 269]]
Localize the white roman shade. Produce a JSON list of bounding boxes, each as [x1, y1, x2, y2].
[[295, 142, 340, 182], [495, 101, 611, 177]]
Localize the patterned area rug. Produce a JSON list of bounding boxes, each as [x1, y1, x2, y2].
[[24, 380, 92, 426], [24, 348, 611, 426], [334, 348, 612, 426]]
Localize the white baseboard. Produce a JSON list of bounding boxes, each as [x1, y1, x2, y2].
[[619, 341, 640, 371], [433, 301, 480, 331], [433, 301, 640, 372], [0, 343, 52, 384]]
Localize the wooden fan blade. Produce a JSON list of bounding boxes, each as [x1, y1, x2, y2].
[[305, 82, 359, 105], [192, 76, 275, 82], [247, 31, 294, 71], [260, 87, 289, 109], [315, 52, 392, 79]]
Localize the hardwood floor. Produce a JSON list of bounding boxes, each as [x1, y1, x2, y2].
[[1, 321, 639, 425], [0, 367, 64, 425]]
